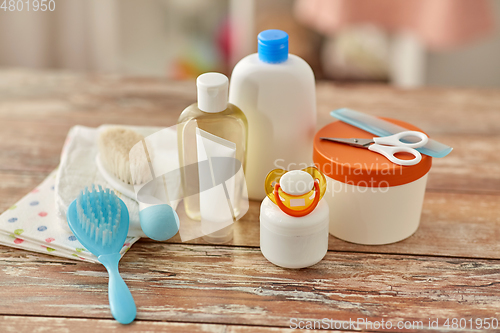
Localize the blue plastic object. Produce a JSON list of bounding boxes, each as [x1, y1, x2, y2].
[[67, 185, 136, 325], [330, 108, 453, 158], [139, 204, 180, 241], [258, 29, 288, 63]]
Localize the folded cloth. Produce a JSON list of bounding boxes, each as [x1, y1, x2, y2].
[[55, 125, 177, 238], [0, 169, 140, 263]]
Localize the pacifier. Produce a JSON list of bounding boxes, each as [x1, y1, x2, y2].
[[264, 167, 327, 217]]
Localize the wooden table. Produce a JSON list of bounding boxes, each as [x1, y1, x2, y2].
[[0, 69, 499, 332]]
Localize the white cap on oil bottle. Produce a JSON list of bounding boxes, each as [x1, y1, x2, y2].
[[196, 72, 228, 113]]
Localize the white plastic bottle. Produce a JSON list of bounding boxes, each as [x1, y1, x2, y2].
[[178, 73, 248, 224], [229, 29, 316, 200]]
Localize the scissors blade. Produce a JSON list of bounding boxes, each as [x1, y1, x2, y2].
[[320, 137, 374, 148]]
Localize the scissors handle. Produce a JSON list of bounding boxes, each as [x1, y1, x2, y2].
[[369, 144, 422, 166], [373, 131, 428, 148]]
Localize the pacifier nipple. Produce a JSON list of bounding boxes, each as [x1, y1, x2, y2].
[[279, 170, 314, 196], [264, 167, 327, 218]]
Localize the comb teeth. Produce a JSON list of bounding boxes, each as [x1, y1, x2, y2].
[[75, 185, 122, 247]]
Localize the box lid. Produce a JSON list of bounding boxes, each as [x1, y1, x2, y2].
[[313, 118, 432, 187]]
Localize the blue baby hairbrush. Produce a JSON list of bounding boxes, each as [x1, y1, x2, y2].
[[67, 184, 136, 324]]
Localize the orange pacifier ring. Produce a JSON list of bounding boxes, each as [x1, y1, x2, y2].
[[265, 167, 327, 217], [274, 180, 321, 218]]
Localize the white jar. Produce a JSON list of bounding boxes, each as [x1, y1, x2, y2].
[[313, 119, 432, 245], [260, 197, 329, 269], [325, 174, 428, 245], [229, 29, 316, 200]]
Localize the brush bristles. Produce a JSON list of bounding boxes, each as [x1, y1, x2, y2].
[[98, 127, 151, 185], [76, 185, 122, 247]]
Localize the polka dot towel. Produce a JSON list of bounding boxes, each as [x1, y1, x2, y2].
[[0, 169, 140, 263]]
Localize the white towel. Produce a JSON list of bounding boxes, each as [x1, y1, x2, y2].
[[54, 125, 178, 238]]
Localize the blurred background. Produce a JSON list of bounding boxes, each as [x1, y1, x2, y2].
[[0, 0, 498, 87]]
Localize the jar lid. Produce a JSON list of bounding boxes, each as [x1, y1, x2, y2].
[[313, 118, 432, 187]]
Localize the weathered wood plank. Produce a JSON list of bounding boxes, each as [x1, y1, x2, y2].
[[0, 315, 298, 333], [0, 171, 47, 212], [328, 191, 500, 258], [1, 71, 499, 193], [0, 243, 499, 330], [2, 70, 500, 135], [0, 124, 499, 194], [169, 191, 500, 260], [426, 134, 500, 194], [0, 169, 499, 260], [316, 82, 500, 135], [0, 70, 499, 331]]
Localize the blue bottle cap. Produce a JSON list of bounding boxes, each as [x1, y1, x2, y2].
[[258, 29, 288, 64]]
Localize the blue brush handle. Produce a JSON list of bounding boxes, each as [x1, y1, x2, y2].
[[98, 253, 137, 324]]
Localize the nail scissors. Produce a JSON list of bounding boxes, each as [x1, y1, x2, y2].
[[320, 131, 429, 166]]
